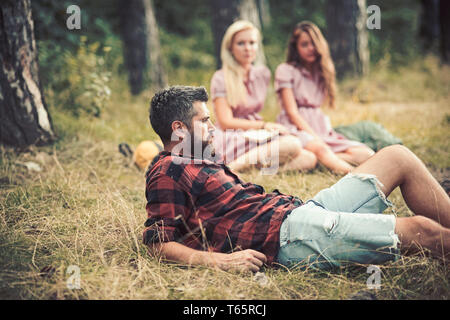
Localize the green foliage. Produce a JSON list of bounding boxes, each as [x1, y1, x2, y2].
[[32, 0, 433, 100], [31, 0, 121, 52], [153, 0, 212, 38], [367, 0, 422, 65], [40, 37, 112, 117], [160, 29, 215, 85], [265, 0, 425, 67]]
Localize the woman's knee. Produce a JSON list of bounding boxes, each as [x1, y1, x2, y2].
[[279, 135, 303, 157], [306, 140, 330, 158], [301, 149, 318, 169], [347, 146, 375, 163], [358, 146, 375, 157]]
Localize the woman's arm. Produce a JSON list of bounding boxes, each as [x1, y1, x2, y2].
[[279, 87, 320, 138], [150, 241, 267, 273], [214, 97, 289, 135], [214, 97, 265, 130]]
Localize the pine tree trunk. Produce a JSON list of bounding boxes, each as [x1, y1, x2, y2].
[[119, 0, 147, 95], [143, 0, 167, 90], [211, 0, 240, 69], [419, 0, 440, 53], [119, 0, 167, 94], [326, 0, 369, 78], [210, 0, 267, 69], [440, 0, 450, 63], [238, 0, 266, 66], [0, 0, 55, 148], [356, 0, 369, 76], [257, 0, 271, 29]]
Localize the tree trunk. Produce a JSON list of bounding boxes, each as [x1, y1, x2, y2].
[[440, 0, 450, 63], [143, 0, 167, 90], [210, 0, 267, 69], [326, 0, 369, 78], [419, 0, 440, 53], [0, 0, 55, 148], [119, 0, 147, 95], [211, 0, 240, 69], [238, 0, 266, 66], [356, 0, 369, 76], [119, 0, 167, 94], [257, 0, 271, 29]]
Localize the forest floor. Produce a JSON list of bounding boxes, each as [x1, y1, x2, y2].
[[0, 56, 449, 299]]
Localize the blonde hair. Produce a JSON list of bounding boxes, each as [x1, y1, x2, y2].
[[286, 21, 337, 109], [220, 20, 261, 108]]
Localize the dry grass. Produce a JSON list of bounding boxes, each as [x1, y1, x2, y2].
[[0, 57, 449, 300]]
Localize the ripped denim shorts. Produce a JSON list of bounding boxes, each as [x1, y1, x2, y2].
[[277, 173, 401, 270]]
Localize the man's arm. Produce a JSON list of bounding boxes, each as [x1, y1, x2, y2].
[[150, 241, 267, 273]]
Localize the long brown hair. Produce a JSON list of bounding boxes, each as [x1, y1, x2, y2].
[[286, 21, 336, 109]]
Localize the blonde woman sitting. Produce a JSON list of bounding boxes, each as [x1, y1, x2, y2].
[[210, 20, 317, 173]]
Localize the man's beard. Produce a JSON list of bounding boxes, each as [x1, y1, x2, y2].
[[190, 134, 216, 161]]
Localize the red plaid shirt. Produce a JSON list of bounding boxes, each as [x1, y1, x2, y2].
[[143, 151, 303, 265]]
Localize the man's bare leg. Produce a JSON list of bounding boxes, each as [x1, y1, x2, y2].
[[351, 145, 450, 258], [352, 144, 450, 227], [395, 216, 450, 258]]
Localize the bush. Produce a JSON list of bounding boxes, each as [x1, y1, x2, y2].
[[39, 37, 112, 117]]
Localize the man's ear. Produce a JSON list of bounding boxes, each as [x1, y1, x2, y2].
[[171, 120, 187, 140]]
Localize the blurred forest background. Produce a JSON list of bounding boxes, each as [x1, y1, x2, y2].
[[1, 0, 449, 300], [1, 0, 448, 144], [30, 0, 447, 118]]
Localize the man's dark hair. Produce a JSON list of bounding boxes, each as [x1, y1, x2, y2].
[[150, 86, 208, 144]]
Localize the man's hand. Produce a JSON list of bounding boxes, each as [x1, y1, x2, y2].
[[151, 242, 267, 273], [212, 249, 268, 273]]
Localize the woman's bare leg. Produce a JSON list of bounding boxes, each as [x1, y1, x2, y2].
[[277, 135, 317, 172], [279, 149, 317, 172], [336, 145, 375, 166], [228, 135, 316, 173], [305, 140, 354, 174]]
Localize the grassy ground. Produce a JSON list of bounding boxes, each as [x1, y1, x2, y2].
[[0, 56, 449, 300]]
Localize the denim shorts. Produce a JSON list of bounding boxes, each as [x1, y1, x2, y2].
[[277, 173, 400, 270]]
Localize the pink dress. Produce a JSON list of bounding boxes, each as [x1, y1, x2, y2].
[[210, 65, 272, 163], [275, 62, 362, 152]]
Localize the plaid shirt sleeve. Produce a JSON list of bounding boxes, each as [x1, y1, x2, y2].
[[143, 173, 192, 246]]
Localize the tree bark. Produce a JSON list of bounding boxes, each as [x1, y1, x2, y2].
[[119, 0, 166, 95], [211, 0, 240, 69], [238, 0, 266, 66], [0, 0, 55, 148], [257, 0, 271, 29], [143, 0, 167, 90], [419, 0, 440, 53], [119, 0, 147, 95], [326, 0, 369, 78], [210, 0, 267, 69], [440, 0, 450, 63], [356, 0, 369, 76]]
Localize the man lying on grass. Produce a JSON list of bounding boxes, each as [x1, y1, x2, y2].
[[144, 85, 450, 272]]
